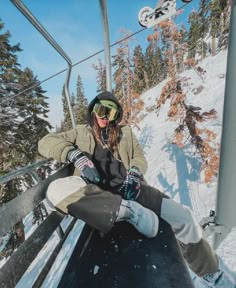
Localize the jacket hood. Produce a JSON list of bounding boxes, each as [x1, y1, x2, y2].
[[87, 91, 123, 124]]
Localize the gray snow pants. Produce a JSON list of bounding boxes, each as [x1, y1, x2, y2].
[[46, 176, 218, 277]]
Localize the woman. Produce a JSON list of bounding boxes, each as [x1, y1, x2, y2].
[[38, 91, 234, 288]]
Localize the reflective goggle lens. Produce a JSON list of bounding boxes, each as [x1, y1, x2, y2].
[[93, 103, 118, 121]]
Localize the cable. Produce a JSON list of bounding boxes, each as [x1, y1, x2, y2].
[[2, 2, 190, 104]]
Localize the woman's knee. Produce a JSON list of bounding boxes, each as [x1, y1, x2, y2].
[[46, 176, 87, 213], [161, 198, 203, 244]]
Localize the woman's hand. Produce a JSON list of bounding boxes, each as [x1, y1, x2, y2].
[[67, 149, 100, 184], [119, 167, 141, 200]]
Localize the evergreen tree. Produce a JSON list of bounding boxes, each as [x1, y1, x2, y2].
[[187, 11, 202, 59], [132, 45, 146, 93], [178, 25, 189, 72], [74, 73, 88, 124], [143, 31, 166, 88], [154, 46, 166, 83], [0, 21, 51, 170], [10, 68, 51, 167], [0, 20, 52, 258], [209, 0, 222, 55], [61, 85, 73, 131], [198, 0, 211, 56], [0, 20, 22, 173], [92, 59, 106, 93], [112, 29, 144, 125], [218, 0, 230, 49], [144, 41, 157, 89], [112, 29, 133, 122]]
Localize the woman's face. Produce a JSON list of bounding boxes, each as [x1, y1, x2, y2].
[[95, 114, 109, 128]]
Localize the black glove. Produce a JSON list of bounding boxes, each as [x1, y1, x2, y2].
[[119, 166, 141, 200], [67, 149, 100, 184]]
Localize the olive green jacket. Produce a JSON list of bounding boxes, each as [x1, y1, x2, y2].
[[38, 124, 148, 176]]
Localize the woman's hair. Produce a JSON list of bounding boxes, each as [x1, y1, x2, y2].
[[91, 112, 120, 153]]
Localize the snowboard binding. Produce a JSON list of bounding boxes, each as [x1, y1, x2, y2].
[[138, 0, 192, 28]]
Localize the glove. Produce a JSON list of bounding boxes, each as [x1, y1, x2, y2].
[[119, 166, 141, 200], [67, 149, 100, 184]]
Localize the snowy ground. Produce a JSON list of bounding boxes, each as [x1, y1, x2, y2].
[[134, 49, 236, 273]]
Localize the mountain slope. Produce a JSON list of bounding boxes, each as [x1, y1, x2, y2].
[[135, 49, 236, 272]]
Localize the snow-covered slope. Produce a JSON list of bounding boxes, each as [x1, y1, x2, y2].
[[135, 49, 236, 272]]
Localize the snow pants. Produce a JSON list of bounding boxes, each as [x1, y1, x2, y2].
[[46, 176, 218, 277]]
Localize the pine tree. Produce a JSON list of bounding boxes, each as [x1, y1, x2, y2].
[[177, 25, 188, 72], [0, 20, 52, 258], [112, 29, 133, 122], [74, 73, 88, 124], [61, 85, 73, 131], [187, 11, 202, 59], [112, 29, 144, 125], [198, 0, 211, 56], [92, 58, 106, 93], [132, 45, 146, 94], [10, 68, 52, 167], [0, 20, 22, 173], [144, 41, 157, 89], [209, 0, 222, 55]]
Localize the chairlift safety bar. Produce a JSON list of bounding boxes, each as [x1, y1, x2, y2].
[[10, 0, 76, 128]]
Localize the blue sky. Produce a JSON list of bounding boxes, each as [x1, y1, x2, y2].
[[1, 0, 196, 128]]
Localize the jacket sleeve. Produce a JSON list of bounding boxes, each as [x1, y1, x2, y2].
[[38, 129, 78, 162], [129, 129, 148, 175]]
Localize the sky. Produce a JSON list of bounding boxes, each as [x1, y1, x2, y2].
[[2, 48, 236, 286], [0, 0, 196, 128]]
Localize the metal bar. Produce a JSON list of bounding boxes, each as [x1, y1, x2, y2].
[[99, 0, 112, 92], [64, 65, 76, 128], [0, 212, 64, 288], [0, 164, 74, 237], [40, 220, 86, 288], [10, 0, 76, 128], [29, 218, 79, 288], [0, 159, 50, 184], [213, 0, 236, 249]]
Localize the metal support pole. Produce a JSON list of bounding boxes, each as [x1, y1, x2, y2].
[[213, 0, 236, 249], [10, 0, 76, 128], [99, 0, 112, 92]]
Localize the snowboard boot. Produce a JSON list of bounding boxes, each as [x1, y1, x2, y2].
[[192, 257, 236, 288], [117, 199, 159, 238]]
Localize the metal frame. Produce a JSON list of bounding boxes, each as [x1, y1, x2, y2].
[[211, 0, 236, 249], [99, 0, 112, 92], [10, 0, 76, 128]]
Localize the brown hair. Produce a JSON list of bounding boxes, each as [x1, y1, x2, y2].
[[91, 112, 120, 154]]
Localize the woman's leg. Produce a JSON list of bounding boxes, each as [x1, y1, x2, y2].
[[46, 176, 122, 233], [46, 176, 158, 237], [137, 182, 218, 277], [161, 198, 218, 277]]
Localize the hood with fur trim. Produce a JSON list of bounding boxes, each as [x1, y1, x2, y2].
[[87, 91, 123, 124]]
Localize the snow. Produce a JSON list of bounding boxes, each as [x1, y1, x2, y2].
[[135, 49, 236, 273], [1, 49, 236, 285]]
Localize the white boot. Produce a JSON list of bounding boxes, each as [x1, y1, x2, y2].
[[117, 200, 159, 238]]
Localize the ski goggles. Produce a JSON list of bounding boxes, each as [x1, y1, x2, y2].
[[93, 103, 119, 121]]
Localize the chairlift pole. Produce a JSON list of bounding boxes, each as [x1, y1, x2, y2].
[[10, 0, 77, 129], [99, 0, 112, 92], [213, 0, 236, 249]]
